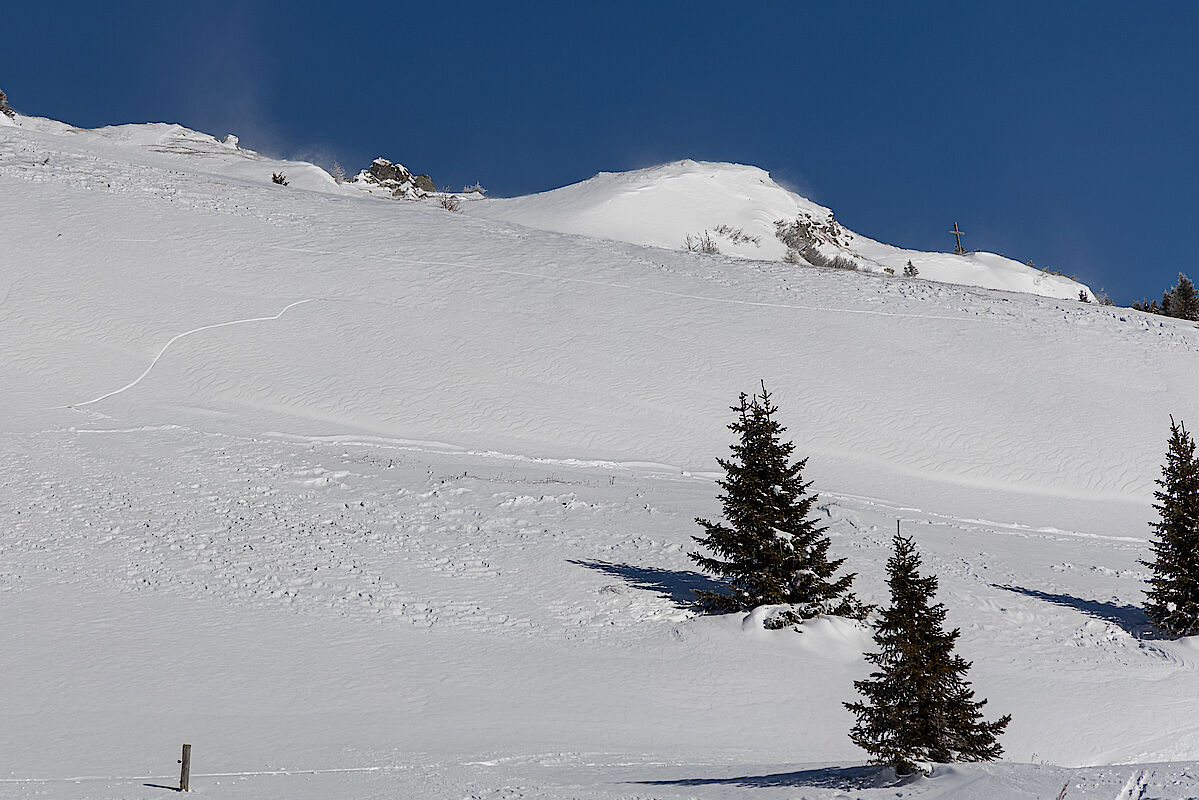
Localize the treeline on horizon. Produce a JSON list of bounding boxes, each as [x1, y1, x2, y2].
[[1132, 273, 1198, 320]]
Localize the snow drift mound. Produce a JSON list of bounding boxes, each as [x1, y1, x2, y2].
[[470, 160, 1089, 301], [5, 116, 349, 193]]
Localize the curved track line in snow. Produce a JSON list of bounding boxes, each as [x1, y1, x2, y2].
[[261, 244, 982, 323], [66, 299, 314, 408]]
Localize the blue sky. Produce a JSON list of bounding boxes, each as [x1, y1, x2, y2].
[[5, 2, 1197, 303]]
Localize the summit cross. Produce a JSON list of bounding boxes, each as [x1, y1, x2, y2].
[[950, 221, 967, 255]]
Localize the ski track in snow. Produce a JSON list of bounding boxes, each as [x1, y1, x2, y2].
[[64, 298, 314, 408]]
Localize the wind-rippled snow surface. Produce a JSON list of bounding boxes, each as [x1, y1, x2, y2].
[[3, 116, 1199, 798]]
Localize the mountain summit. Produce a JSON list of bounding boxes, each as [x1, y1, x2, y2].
[[471, 160, 1089, 300]]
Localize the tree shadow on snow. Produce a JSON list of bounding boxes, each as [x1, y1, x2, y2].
[[142, 784, 182, 792], [633, 764, 892, 790], [568, 559, 726, 607], [993, 584, 1157, 638]]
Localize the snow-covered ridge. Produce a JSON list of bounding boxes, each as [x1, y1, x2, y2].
[[1, 115, 1089, 300], [470, 159, 1090, 300], [2, 114, 376, 198]]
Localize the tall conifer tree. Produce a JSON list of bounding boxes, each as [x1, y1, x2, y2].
[[690, 383, 865, 620], [1142, 417, 1199, 636], [845, 532, 1010, 775], [1167, 274, 1199, 321]]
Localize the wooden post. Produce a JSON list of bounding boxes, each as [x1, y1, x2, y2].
[[179, 743, 192, 792]]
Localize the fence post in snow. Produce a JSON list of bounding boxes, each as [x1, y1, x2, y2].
[[179, 743, 192, 792]]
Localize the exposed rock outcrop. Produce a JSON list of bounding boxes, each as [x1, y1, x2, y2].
[[356, 158, 433, 198], [0, 88, 17, 120]]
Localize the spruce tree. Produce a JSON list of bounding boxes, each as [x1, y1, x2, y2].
[[845, 532, 1010, 775], [689, 382, 866, 621], [1142, 417, 1199, 636], [1167, 273, 1199, 321]]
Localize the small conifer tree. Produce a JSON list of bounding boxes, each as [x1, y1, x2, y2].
[[903, 260, 919, 277], [690, 383, 866, 621], [1142, 417, 1199, 636], [845, 531, 1010, 775], [0, 89, 14, 119]]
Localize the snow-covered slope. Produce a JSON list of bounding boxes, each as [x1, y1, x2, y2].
[[3, 117, 1199, 800], [470, 160, 1089, 300]]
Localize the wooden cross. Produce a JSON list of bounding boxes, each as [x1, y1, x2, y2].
[[950, 221, 967, 255]]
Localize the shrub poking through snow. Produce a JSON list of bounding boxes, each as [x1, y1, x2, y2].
[[904, 260, 919, 277], [774, 217, 859, 271], [1142, 417, 1199, 637], [711, 224, 761, 246], [271, 172, 288, 186], [845, 531, 1010, 775], [0, 89, 15, 119], [685, 231, 719, 253], [683, 231, 720, 254], [438, 194, 463, 212], [1079, 289, 1091, 303], [793, 248, 858, 271], [689, 382, 867, 623]]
